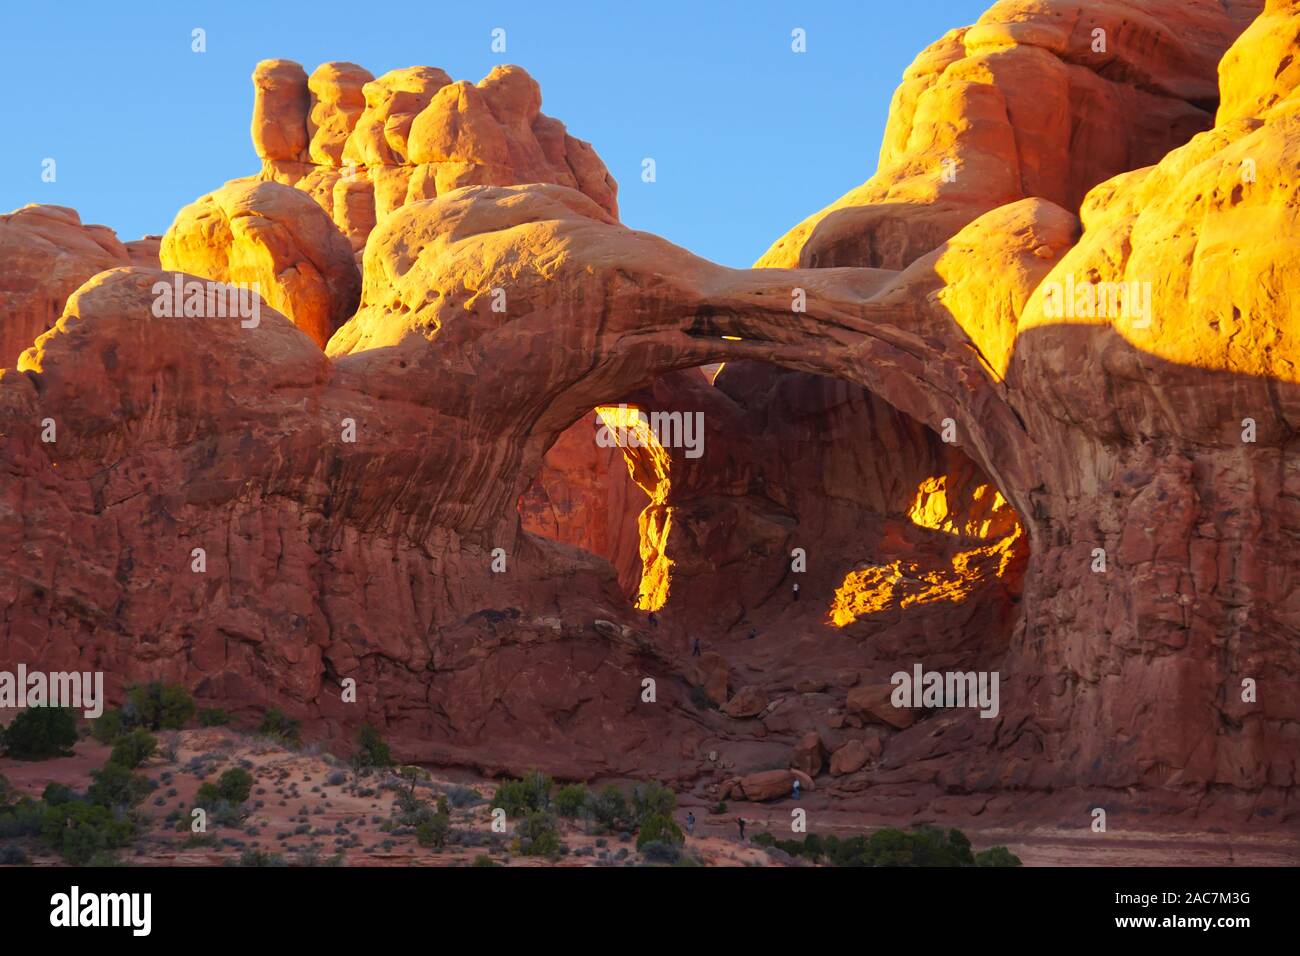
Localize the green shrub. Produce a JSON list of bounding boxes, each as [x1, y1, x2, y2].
[[553, 783, 590, 819], [41, 782, 77, 806], [1, 707, 78, 760], [256, 708, 301, 748], [197, 707, 231, 727], [87, 762, 151, 809], [471, 853, 500, 867], [631, 781, 676, 825], [214, 767, 254, 804], [353, 725, 392, 768], [639, 839, 681, 864], [770, 826, 999, 867], [516, 811, 562, 858], [124, 682, 195, 731], [40, 802, 135, 865], [397, 765, 428, 796], [238, 850, 286, 867], [0, 843, 28, 865], [391, 789, 439, 829], [636, 813, 684, 850], [417, 813, 451, 848], [91, 709, 126, 744], [492, 771, 552, 817], [0, 798, 45, 839], [589, 785, 631, 831], [710, 801, 727, 815], [974, 845, 1022, 867], [442, 785, 484, 808], [108, 729, 157, 769], [195, 768, 253, 813]]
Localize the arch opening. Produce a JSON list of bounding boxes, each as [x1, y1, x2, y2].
[[518, 360, 1027, 669]]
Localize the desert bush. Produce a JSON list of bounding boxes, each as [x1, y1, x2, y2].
[[471, 853, 500, 867], [636, 812, 684, 850], [256, 708, 301, 748], [40, 802, 135, 865], [158, 734, 180, 762], [588, 785, 631, 831], [197, 707, 231, 727], [41, 782, 77, 806], [214, 767, 254, 804], [638, 839, 681, 864], [516, 811, 562, 858], [108, 729, 157, 769], [553, 783, 590, 819], [974, 845, 1022, 867], [631, 781, 676, 825], [353, 725, 392, 769], [762, 826, 1014, 867], [124, 682, 195, 731], [416, 813, 451, 848], [0, 842, 28, 865], [1, 707, 78, 760], [87, 762, 151, 809], [492, 771, 552, 817], [91, 709, 126, 744], [238, 850, 286, 867], [0, 798, 44, 839], [441, 785, 483, 808]]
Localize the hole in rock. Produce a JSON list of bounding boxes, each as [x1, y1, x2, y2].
[[519, 361, 1027, 670]]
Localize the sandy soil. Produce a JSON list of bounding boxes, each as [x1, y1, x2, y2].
[[2, 726, 1294, 867]]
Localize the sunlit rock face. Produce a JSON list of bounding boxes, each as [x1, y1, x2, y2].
[[160, 180, 362, 349], [2, 0, 1298, 824], [523, 362, 1025, 635], [756, 0, 1263, 270], [0, 205, 155, 368], [249, 59, 618, 250]]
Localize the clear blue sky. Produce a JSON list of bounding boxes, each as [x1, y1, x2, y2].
[[0, 0, 989, 268]]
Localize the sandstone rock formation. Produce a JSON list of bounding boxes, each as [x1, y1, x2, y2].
[[791, 731, 825, 777], [756, 0, 1262, 270], [160, 180, 361, 349], [250, 59, 617, 250], [2, 0, 1297, 831], [0, 206, 144, 368]]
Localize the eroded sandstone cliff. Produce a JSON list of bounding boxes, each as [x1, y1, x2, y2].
[[1, 0, 1296, 829]]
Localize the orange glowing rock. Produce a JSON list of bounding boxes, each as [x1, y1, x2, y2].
[[160, 180, 361, 350], [243, 58, 617, 251], [830, 475, 1024, 627], [755, 0, 1258, 271], [596, 405, 673, 612]]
